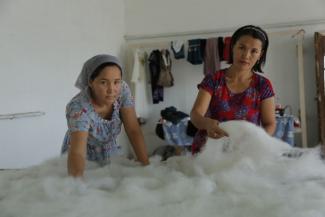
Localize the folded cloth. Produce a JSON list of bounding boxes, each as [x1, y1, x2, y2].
[[160, 106, 188, 124], [162, 117, 193, 146]]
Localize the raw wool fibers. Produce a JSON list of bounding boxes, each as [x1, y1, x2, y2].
[[0, 120, 325, 217]]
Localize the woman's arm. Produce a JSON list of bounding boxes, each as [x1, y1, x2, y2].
[[190, 89, 228, 139], [260, 96, 276, 135], [121, 107, 149, 165], [67, 131, 88, 177]]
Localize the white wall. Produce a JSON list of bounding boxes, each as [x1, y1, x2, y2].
[[125, 0, 325, 151], [0, 0, 125, 168]]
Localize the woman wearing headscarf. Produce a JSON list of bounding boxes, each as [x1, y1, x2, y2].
[[61, 54, 149, 177]]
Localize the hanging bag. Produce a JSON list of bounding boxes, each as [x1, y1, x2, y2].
[[157, 49, 174, 87]]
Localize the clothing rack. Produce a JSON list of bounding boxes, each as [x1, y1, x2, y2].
[[126, 29, 303, 50], [125, 18, 325, 41]]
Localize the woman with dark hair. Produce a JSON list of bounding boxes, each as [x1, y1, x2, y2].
[[61, 54, 149, 177], [190, 25, 276, 153]]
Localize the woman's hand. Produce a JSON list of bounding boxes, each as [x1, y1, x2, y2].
[[206, 118, 228, 139], [190, 89, 228, 139]]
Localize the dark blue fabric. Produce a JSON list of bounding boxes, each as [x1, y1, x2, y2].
[[187, 39, 203, 65]]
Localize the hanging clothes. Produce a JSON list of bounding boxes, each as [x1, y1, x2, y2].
[[187, 39, 203, 65], [223, 36, 232, 62], [203, 37, 221, 75], [171, 40, 185, 59], [148, 50, 164, 104], [157, 49, 174, 87], [218, 37, 224, 61], [131, 48, 150, 118]]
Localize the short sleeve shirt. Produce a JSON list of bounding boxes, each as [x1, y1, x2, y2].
[[199, 69, 274, 124], [192, 69, 274, 153], [61, 80, 134, 164]]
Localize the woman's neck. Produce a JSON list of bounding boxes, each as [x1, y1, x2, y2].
[[226, 66, 253, 82], [90, 98, 114, 120]]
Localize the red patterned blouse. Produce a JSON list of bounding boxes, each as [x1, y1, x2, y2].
[[192, 69, 275, 154]]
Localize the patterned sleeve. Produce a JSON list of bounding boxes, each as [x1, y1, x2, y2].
[[120, 80, 135, 108], [66, 101, 90, 132], [197, 73, 215, 96], [260, 77, 275, 100]]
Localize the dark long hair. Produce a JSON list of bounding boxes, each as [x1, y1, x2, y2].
[[228, 25, 269, 73]]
